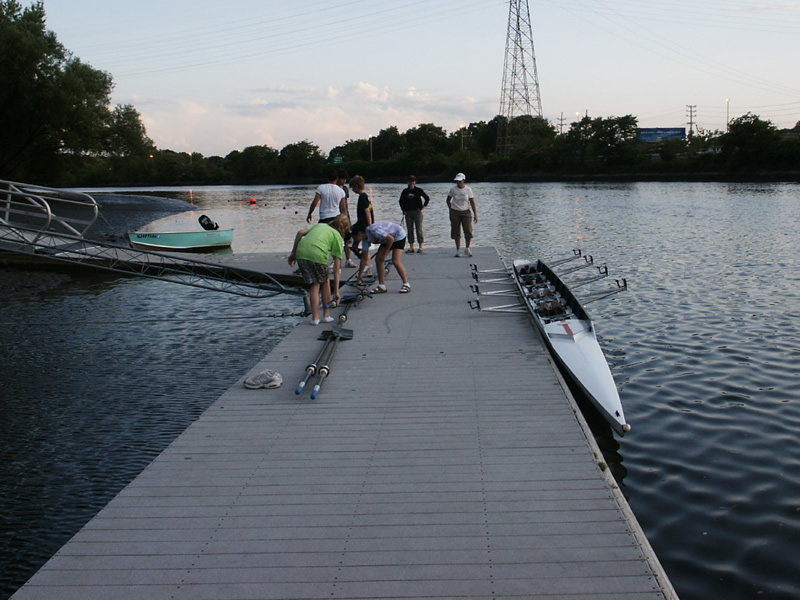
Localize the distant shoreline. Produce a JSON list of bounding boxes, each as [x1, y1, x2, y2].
[[482, 171, 800, 184], [84, 170, 800, 187]]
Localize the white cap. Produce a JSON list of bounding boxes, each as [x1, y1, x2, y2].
[[454, 172, 466, 181]]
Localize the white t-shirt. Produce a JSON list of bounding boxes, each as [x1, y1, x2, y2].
[[366, 221, 407, 244], [448, 184, 474, 212], [316, 183, 346, 220]]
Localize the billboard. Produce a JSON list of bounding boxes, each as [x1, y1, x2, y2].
[[637, 128, 686, 142]]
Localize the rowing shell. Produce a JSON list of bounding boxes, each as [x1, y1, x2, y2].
[[512, 259, 631, 436]]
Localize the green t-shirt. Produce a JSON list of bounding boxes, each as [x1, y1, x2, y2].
[[296, 223, 344, 264]]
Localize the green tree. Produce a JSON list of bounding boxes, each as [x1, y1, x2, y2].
[[508, 116, 558, 169], [0, 1, 152, 183], [226, 144, 279, 182], [565, 116, 594, 165], [466, 117, 504, 157], [564, 115, 639, 167], [405, 123, 449, 155], [372, 126, 404, 160], [107, 104, 155, 157], [330, 138, 370, 162], [279, 140, 326, 180], [590, 115, 639, 163], [719, 113, 781, 169]]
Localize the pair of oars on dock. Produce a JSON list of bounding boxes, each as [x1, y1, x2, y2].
[[295, 289, 368, 399]]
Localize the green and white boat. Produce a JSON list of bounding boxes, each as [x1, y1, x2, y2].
[[128, 228, 233, 252]]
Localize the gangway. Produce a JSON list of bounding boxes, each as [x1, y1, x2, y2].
[[0, 180, 304, 299], [0, 223, 303, 298], [1, 179, 99, 237]]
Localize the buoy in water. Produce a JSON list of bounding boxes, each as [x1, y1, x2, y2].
[[249, 197, 256, 205]]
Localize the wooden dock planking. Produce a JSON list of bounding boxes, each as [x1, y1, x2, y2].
[[11, 247, 677, 600]]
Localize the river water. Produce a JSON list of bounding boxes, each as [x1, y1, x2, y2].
[[1, 181, 799, 599]]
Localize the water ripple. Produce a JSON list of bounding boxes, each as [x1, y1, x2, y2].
[[3, 182, 800, 600]]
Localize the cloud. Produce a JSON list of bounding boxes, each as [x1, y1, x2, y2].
[[352, 82, 390, 103], [133, 79, 501, 156]]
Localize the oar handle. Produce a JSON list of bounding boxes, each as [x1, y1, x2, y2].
[[310, 367, 330, 400], [295, 365, 316, 395]]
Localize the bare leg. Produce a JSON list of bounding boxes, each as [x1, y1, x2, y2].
[[321, 278, 331, 319], [376, 246, 389, 286], [392, 248, 408, 284], [309, 282, 321, 321]]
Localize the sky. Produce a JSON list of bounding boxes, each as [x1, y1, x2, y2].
[[40, 0, 800, 157]]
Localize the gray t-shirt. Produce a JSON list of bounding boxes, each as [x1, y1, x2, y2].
[[448, 185, 474, 212]]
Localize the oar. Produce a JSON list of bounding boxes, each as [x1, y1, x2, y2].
[[295, 335, 335, 395], [344, 248, 382, 287], [337, 289, 367, 323], [310, 324, 352, 399]]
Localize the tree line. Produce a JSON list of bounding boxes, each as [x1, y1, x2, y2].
[[3, 1, 799, 189]]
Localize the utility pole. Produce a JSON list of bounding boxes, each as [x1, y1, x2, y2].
[[686, 105, 697, 138], [497, 0, 543, 157], [558, 112, 566, 135]]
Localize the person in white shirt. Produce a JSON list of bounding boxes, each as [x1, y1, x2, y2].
[[445, 172, 478, 257], [306, 169, 346, 224]]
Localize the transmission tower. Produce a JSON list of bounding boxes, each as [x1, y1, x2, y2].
[[497, 0, 543, 157]]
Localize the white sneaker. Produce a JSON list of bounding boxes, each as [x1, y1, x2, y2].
[[243, 370, 283, 389], [345, 259, 357, 268], [464, 248, 472, 257], [455, 249, 462, 257]]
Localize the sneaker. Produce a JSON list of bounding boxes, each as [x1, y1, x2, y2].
[[310, 319, 320, 325], [464, 248, 472, 257], [244, 370, 283, 389], [405, 248, 415, 254], [322, 316, 335, 323], [455, 249, 462, 257], [345, 259, 357, 268], [417, 248, 424, 253]]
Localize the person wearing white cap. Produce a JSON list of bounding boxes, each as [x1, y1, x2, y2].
[[446, 173, 478, 257]]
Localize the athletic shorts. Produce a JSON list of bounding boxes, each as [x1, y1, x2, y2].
[[297, 258, 329, 284], [449, 209, 473, 240], [390, 237, 406, 251]]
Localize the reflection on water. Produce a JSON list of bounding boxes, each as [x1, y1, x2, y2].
[[3, 182, 800, 600]]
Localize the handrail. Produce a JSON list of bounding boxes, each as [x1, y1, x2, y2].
[[0, 179, 99, 240]]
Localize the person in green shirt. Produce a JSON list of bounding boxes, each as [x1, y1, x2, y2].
[[288, 214, 350, 324]]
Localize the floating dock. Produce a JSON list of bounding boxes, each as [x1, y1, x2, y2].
[[11, 247, 677, 599]]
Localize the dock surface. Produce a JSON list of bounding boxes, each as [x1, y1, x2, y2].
[[12, 247, 676, 599]]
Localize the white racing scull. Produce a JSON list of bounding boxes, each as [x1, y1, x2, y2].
[[512, 258, 631, 436]]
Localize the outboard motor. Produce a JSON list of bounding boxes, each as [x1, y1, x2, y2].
[[198, 214, 219, 231]]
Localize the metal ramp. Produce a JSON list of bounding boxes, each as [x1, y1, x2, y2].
[[0, 180, 304, 299], [1, 179, 99, 237]]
